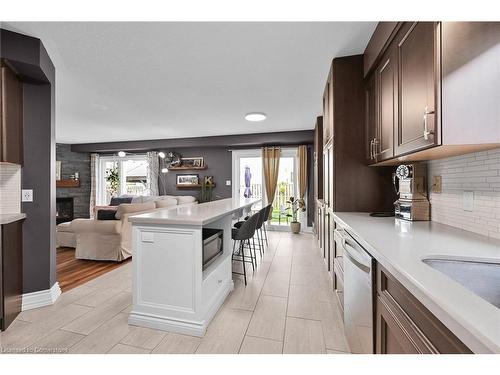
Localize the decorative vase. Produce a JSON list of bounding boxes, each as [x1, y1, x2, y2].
[[290, 221, 301, 234]]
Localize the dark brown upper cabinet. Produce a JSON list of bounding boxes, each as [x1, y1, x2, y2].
[[374, 47, 397, 162], [322, 66, 334, 145], [395, 22, 439, 155], [364, 75, 377, 163], [0, 63, 23, 165], [364, 22, 500, 165]]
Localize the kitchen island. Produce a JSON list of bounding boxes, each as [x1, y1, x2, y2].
[[127, 198, 260, 336]]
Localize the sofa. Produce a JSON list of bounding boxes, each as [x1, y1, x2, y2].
[[61, 195, 197, 262]]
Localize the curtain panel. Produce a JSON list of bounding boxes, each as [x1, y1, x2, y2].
[[89, 153, 100, 218], [262, 146, 281, 218], [146, 151, 160, 196], [298, 145, 308, 201]]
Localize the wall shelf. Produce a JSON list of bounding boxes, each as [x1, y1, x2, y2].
[[176, 184, 216, 189], [168, 166, 208, 171], [56, 179, 80, 188]]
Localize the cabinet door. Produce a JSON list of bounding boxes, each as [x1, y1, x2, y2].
[[1, 221, 23, 331], [323, 68, 333, 144], [322, 147, 330, 259], [374, 48, 396, 161], [0, 64, 23, 165], [376, 264, 472, 354], [376, 296, 422, 354], [364, 75, 377, 163], [395, 22, 439, 155]]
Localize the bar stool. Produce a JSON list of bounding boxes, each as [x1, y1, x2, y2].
[[232, 212, 260, 286], [261, 204, 272, 247], [234, 204, 271, 257]]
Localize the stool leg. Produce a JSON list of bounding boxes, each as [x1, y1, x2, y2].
[[257, 229, 264, 253], [255, 232, 262, 258], [247, 239, 255, 272], [259, 228, 265, 252], [240, 240, 247, 285], [263, 223, 269, 246], [252, 237, 258, 265]]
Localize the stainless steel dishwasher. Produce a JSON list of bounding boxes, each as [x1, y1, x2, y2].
[[335, 227, 374, 354]]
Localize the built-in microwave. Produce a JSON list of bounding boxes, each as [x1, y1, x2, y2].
[[202, 228, 224, 270]]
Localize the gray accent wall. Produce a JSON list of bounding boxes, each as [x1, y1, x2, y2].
[[56, 144, 91, 218], [158, 147, 232, 200]]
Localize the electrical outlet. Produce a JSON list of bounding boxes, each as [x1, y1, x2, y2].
[[226, 180, 231, 186], [21, 189, 33, 202], [462, 191, 474, 212], [432, 176, 442, 193]]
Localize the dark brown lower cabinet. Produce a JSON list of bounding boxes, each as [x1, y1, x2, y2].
[[1, 219, 24, 331], [375, 263, 472, 354]]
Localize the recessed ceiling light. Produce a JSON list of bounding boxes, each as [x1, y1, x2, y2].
[[117, 151, 126, 157], [161, 168, 169, 173], [158, 152, 166, 159], [244, 112, 267, 122]]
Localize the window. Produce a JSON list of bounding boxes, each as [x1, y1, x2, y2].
[[97, 155, 149, 205]]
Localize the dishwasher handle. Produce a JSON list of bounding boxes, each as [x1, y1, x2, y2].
[[342, 237, 372, 274]]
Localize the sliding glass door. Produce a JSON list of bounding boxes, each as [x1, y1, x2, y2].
[[232, 150, 263, 201], [268, 149, 298, 228], [232, 148, 301, 231]]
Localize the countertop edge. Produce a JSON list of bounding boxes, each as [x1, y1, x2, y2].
[[129, 199, 260, 226], [0, 213, 27, 225], [332, 212, 499, 354]]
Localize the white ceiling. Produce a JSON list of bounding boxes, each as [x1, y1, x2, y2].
[[2, 22, 376, 144]]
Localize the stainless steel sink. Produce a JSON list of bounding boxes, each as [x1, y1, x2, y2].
[[422, 258, 500, 309]]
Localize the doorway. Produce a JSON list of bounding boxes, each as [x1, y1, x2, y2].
[[232, 148, 306, 232]]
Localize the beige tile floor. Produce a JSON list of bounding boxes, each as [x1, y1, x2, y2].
[[0, 231, 350, 354]]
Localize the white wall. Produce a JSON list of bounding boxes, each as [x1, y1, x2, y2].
[[427, 148, 500, 239], [0, 163, 21, 214]]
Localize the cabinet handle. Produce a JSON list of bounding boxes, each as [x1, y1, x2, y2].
[[369, 140, 374, 159], [372, 138, 378, 159], [423, 106, 435, 140]]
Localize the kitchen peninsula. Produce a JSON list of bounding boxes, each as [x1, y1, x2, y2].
[[127, 198, 260, 336]]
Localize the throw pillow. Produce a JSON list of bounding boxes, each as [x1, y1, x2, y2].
[[97, 209, 119, 220], [109, 197, 133, 206]]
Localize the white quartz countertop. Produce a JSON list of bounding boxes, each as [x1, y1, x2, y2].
[[0, 213, 26, 225], [333, 212, 500, 354], [129, 198, 261, 226]]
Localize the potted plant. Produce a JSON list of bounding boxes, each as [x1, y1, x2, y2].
[[286, 196, 306, 234], [105, 165, 120, 198]]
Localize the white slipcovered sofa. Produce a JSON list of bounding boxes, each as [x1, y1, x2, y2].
[[68, 195, 197, 261]]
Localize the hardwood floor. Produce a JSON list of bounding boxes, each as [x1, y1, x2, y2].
[[57, 247, 131, 292]]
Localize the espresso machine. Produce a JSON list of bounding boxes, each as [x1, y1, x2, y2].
[[393, 163, 430, 221]]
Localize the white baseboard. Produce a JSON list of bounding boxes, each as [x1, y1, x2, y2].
[[22, 282, 61, 311]]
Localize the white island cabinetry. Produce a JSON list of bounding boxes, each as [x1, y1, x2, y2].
[[127, 198, 259, 336]]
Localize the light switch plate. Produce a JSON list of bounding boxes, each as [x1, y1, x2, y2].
[[462, 191, 474, 212], [21, 189, 33, 202], [225, 180, 231, 186], [141, 232, 154, 243]]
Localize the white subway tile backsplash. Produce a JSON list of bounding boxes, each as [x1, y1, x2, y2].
[[0, 163, 21, 215], [428, 147, 500, 239]]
